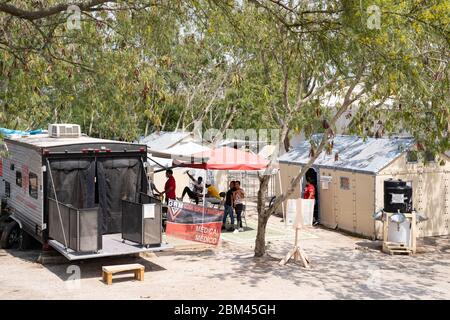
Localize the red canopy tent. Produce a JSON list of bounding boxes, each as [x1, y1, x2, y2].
[[173, 146, 269, 171], [167, 147, 270, 244]]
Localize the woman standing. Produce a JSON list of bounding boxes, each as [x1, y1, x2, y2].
[[233, 181, 245, 232]]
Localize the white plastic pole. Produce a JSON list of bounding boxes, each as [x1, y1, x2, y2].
[[277, 169, 286, 227], [202, 169, 207, 224]]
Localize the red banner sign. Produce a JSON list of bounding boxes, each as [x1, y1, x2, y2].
[[166, 200, 224, 245]]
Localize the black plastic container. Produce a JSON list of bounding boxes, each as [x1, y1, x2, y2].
[[384, 179, 413, 213]]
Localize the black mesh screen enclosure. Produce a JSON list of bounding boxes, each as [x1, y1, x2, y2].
[[97, 157, 147, 234], [47, 159, 96, 209]]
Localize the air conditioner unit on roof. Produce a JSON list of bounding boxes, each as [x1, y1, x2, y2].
[[48, 124, 81, 138]]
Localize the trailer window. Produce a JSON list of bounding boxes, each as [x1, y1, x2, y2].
[[340, 177, 350, 190], [16, 171, 22, 187], [5, 181, 10, 198], [29, 172, 38, 199]]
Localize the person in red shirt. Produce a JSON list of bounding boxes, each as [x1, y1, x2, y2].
[[161, 169, 176, 203], [304, 176, 319, 225], [303, 177, 316, 199]]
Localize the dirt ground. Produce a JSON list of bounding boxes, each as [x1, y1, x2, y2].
[[1, 213, 450, 300]]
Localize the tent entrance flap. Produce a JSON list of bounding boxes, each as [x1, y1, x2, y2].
[[97, 157, 147, 234]]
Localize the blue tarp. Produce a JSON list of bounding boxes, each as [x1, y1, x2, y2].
[[0, 128, 44, 137]]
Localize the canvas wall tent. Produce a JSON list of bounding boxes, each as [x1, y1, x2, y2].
[[0, 129, 169, 259], [277, 135, 450, 239], [144, 140, 211, 198], [140, 131, 193, 152], [140, 131, 200, 198]]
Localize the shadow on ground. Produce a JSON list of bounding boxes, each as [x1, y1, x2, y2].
[[160, 235, 450, 299], [3, 248, 166, 282]]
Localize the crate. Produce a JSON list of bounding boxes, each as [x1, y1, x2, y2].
[[382, 212, 417, 256]]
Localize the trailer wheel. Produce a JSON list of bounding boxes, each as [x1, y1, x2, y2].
[[19, 230, 34, 250], [0, 221, 21, 249]]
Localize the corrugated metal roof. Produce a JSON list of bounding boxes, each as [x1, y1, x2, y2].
[[278, 135, 415, 174], [140, 131, 191, 151]]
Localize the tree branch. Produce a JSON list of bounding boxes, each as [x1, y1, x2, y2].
[[0, 0, 114, 20]]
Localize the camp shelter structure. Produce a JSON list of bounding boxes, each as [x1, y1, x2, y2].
[[145, 141, 211, 198], [171, 146, 269, 207], [277, 135, 450, 239], [174, 147, 269, 171]]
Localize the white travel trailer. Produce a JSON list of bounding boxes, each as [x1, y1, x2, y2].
[[0, 124, 169, 260]]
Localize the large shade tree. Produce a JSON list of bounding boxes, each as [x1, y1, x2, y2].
[[0, 0, 448, 258], [240, 0, 449, 256], [0, 1, 245, 139]]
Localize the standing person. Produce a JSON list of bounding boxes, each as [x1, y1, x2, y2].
[[180, 171, 203, 204], [222, 181, 236, 231], [303, 177, 318, 225], [160, 169, 176, 204], [233, 181, 245, 232], [303, 177, 316, 200]]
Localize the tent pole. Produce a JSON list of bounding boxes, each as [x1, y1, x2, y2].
[[277, 169, 286, 226], [46, 159, 69, 250], [202, 169, 207, 224]]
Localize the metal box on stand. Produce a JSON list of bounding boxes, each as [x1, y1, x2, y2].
[[122, 200, 162, 247], [381, 179, 416, 255]]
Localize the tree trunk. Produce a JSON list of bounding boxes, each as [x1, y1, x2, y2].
[[283, 128, 291, 151], [255, 211, 270, 257], [279, 123, 290, 152], [255, 174, 270, 257]]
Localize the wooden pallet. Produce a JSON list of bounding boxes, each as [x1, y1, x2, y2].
[[102, 263, 145, 285], [381, 212, 417, 256], [382, 242, 413, 256]]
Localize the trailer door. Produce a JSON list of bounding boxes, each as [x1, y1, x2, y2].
[[97, 157, 146, 234], [47, 159, 96, 209]]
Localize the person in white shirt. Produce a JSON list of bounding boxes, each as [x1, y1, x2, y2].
[[180, 171, 203, 204]]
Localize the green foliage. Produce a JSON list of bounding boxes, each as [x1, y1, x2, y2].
[[0, 0, 448, 157]]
